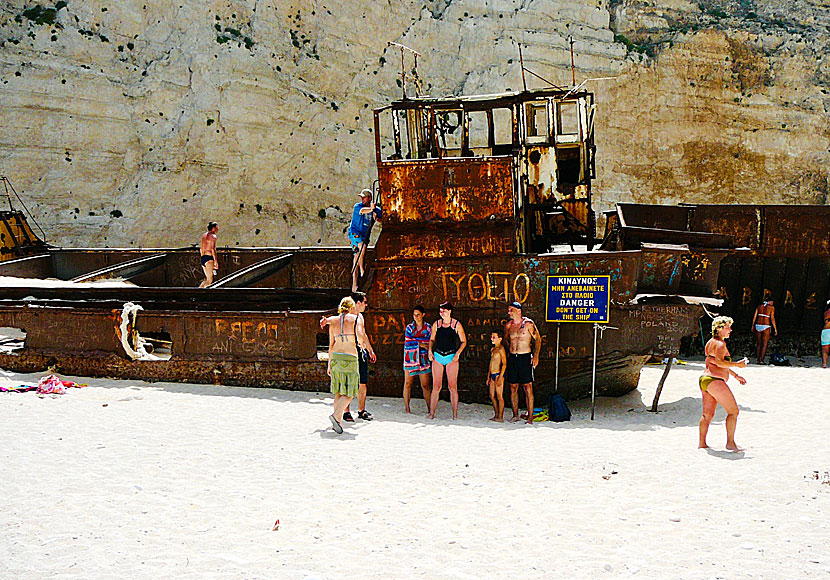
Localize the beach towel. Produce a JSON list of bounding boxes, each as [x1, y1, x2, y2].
[[0, 384, 38, 393], [403, 321, 432, 374]]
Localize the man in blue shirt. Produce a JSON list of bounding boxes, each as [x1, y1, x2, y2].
[[349, 188, 382, 291]]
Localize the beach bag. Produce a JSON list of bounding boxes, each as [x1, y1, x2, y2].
[[547, 393, 571, 422], [769, 353, 790, 366]]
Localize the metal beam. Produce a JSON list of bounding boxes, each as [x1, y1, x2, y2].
[[70, 253, 168, 283], [208, 253, 293, 289]]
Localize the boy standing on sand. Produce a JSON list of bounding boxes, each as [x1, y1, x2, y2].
[[487, 331, 507, 422]]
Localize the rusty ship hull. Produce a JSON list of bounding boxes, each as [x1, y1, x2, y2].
[[0, 245, 708, 402]]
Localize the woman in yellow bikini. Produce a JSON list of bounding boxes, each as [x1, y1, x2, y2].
[[699, 316, 747, 451]]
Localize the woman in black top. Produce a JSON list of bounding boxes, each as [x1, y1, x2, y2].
[[428, 302, 467, 419]]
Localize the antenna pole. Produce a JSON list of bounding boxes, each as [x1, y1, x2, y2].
[[518, 42, 528, 92], [569, 36, 576, 87], [1, 176, 13, 211], [400, 45, 407, 99], [387, 42, 421, 100]]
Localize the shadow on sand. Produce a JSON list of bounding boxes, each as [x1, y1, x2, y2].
[[4, 369, 764, 433], [704, 448, 747, 460]]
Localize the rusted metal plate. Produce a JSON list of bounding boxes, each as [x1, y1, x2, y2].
[[0, 307, 322, 362], [289, 249, 353, 289], [0, 307, 124, 354], [181, 312, 318, 361], [209, 254, 293, 289], [616, 303, 704, 356], [617, 204, 690, 231], [735, 256, 764, 327], [763, 207, 830, 257], [375, 226, 514, 260], [761, 258, 787, 308], [0, 287, 341, 313], [690, 205, 759, 250], [369, 252, 642, 313], [639, 244, 685, 293], [71, 253, 168, 283], [0, 254, 52, 278], [679, 250, 728, 296], [776, 259, 808, 331], [715, 255, 743, 319], [616, 226, 732, 251], [803, 258, 830, 331], [378, 157, 514, 224]]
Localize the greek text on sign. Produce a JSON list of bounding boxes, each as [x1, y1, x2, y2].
[[546, 275, 610, 323]]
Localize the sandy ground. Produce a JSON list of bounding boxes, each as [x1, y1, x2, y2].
[[2, 359, 829, 580]]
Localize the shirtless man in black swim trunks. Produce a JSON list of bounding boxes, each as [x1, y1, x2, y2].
[[199, 222, 219, 288], [504, 301, 542, 424]]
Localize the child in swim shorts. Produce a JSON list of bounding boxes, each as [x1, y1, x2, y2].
[[488, 331, 507, 422]]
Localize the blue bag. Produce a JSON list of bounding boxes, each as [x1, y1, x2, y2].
[[547, 393, 571, 422]]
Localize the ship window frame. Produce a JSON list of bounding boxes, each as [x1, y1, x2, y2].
[[555, 100, 581, 144], [466, 110, 490, 156], [492, 107, 513, 147], [435, 108, 464, 157], [524, 100, 550, 145]]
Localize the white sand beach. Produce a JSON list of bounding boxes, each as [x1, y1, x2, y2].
[[2, 360, 829, 579]]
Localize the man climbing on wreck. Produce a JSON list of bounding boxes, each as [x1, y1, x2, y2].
[[348, 188, 381, 292], [199, 221, 219, 288]]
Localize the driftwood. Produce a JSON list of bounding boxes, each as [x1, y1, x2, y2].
[[649, 357, 673, 412]]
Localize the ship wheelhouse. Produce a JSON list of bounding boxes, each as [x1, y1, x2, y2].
[[372, 88, 596, 260]]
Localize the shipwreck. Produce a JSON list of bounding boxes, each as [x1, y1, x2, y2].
[[1, 76, 824, 402]]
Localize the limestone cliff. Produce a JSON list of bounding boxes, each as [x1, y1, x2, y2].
[[0, 0, 827, 248]]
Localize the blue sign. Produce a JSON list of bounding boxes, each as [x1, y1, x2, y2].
[[545, 275, 610, 323]]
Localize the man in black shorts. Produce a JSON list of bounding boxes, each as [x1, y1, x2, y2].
[[344, 291, 376, 421], [504, 301, 542, 424], [199, 222, 219, 288]]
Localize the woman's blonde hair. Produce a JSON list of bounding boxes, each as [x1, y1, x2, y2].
[[338, 296, 356, 314], [711, 316, 733, 338]]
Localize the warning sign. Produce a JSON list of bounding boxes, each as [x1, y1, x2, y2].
[[545, 275, 610, 323]]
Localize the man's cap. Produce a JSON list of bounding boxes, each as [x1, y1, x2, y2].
[[358, 188, 372, 198], [509, 301, 523, 309]]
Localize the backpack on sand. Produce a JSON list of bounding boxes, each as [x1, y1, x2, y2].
[[547, 393, 571, 422], [769, 353, 790, 366]]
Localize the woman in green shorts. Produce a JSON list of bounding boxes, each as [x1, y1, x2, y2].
[[324, 296, 369, 434], [699, 316, 747, 451]]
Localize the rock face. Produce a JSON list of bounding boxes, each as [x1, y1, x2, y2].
[[0, 0, 827, 248]]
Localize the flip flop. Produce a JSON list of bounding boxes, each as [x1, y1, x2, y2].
[[358, 410, 373, 421], [342, 411, 354, 423], [329, 414, 343, 434]]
